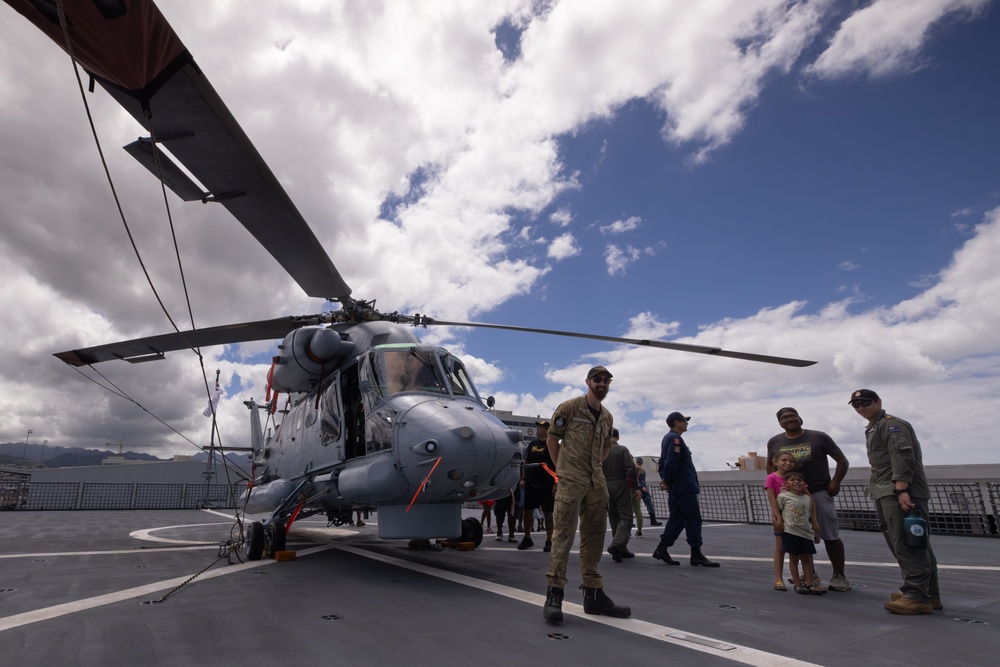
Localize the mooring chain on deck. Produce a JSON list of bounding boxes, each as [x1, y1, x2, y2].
[[156, 539, 245, 603]]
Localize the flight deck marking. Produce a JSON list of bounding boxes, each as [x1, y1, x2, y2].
[[0, 543, 338, 632], [332, 543, 821, 667]]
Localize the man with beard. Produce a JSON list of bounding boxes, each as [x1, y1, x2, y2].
[[766, 407, 851, 591], [542, 366, 630, 622]]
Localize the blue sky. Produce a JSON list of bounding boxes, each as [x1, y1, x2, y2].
[[2, 1, 999, 468]]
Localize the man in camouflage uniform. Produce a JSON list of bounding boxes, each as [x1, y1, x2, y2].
[[850, 389, 942, 615], [542, 366, 630, 622]]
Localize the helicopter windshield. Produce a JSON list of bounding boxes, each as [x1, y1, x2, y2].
[[380, 347, 448, 395], [373, 346, 480, 399]]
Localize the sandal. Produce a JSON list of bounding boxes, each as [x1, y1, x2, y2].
[[795, 585, 810, 595], [773, 580, 787, 591], [809, 584, 827, 595]]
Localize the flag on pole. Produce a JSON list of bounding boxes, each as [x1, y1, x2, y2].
[[204, 376, 222, 417]]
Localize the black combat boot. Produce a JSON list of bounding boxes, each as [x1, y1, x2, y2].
[[652, 541, 679, 565], [543, 586, 564, 623], [690, 549, 720, 567], [607, 545, 624, 562], [582, 587, 631, 618]]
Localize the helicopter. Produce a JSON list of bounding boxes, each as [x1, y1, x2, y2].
[[8, 0, 815, 560]]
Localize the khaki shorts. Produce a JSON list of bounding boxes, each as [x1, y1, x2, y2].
[[812, 489, 840, 541]]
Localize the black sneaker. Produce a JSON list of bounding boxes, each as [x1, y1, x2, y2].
[[607, 545, 624, 563], [517, 537, 534, 550], [543, 540, 552, 552]]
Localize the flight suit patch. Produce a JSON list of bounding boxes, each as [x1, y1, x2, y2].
[[555, 417, 565, 427], [674, 445, 681, 453]]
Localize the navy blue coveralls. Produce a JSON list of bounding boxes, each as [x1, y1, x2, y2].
[[657, 429, 704, 549]]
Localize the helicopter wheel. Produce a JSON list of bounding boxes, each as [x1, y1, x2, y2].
[[267, 520, 286, 555], [468, 517, 484, 547], [245, 521, 266, 561], [457, 518, 472, 543]]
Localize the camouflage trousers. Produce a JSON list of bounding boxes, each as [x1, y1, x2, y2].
[[546, 479, 609, 589]]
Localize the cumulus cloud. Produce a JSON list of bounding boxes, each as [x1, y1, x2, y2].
[[547, 232, 581, 260]]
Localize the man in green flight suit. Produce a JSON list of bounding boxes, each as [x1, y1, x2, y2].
[[542, 366, 631, 622], [850, 388, 942, 615]]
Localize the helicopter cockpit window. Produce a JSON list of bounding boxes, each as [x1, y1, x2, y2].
[[439, 351, 477, 398], [381, 348, 447, 395]]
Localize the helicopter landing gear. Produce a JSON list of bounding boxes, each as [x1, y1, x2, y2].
[[267, 520, 286, 555], [245, 521, 266, 561], [460, 517, 484, 548]]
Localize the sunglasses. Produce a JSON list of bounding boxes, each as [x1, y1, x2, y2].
[[851, 399, 874, 408], [590, 376, 612, 384]]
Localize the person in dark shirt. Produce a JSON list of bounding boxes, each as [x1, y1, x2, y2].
[[766, 407, 851, 592], [519, 419, 556, 552]]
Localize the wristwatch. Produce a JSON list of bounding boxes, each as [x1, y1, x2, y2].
[[893, 487, 909, 496]]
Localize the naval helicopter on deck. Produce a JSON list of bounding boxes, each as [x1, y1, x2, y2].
[[7, 0, 815, 560]]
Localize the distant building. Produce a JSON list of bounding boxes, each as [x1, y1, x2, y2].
[[494, 409, 547, 443], [737, 451, 767, 471]]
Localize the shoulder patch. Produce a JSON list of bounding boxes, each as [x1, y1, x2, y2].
[[555, 417, 565, 428], [888, 425, 900, 433], [673, 437, 681, 444], [674, 445, 681, 453]]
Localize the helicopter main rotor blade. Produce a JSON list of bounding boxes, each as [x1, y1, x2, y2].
[[419, 318, 817, 367], [54, 316, 324, 367], [6, 0, 350, 300]]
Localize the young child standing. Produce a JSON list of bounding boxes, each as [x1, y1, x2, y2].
[[777, 472, 824, 595], [765, 451, 796, 590]]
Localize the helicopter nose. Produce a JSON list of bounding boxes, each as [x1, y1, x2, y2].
[[396, 399, 510, 496]]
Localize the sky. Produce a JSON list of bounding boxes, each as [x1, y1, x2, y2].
[[2, 0, 999, 471]]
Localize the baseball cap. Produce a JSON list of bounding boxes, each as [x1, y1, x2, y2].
[[666, 411, 691, 427], [587, 365, 613, 379], [535, 419, 550, 428], [848, 389, 880, 404], [776, 407, 799, 420]]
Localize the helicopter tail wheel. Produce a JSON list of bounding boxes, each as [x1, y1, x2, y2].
[[267, 520, 286, 556], [245, 521, 266, 561]]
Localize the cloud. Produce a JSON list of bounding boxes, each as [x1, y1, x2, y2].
[[512, 208, 1000, 465], [549, 209, 573, 227], [600, 215, 642, 235], [604, 244, 642, 276], [548, 232, 581, 260], [806, 0, 989, 80]]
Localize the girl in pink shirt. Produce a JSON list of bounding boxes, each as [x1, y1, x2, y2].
[[765, 451, 796, 590]]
